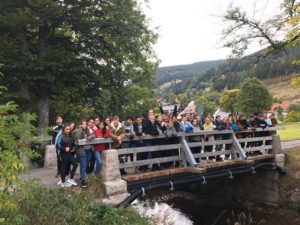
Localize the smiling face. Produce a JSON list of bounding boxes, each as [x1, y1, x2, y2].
[[63, 125, 71, 135], [88, 119, 94, 128], [205, 117, 211, 125], [81, 121, 87, 129]]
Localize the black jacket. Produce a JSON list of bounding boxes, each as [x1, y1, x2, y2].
[[257, 119, 268, 129], [238, 119, 248, 129], [133, 123, 146, 136], [145, 120, 159, 136]]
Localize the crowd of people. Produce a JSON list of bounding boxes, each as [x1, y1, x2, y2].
[[51, 102, 278, 188]]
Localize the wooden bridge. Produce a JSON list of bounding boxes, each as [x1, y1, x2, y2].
[[78, 127, 284, 185]]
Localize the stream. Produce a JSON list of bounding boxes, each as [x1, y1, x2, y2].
[[132, 169, 300, 225]]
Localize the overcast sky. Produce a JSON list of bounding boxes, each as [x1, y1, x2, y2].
[[141, 0, 282, 67]]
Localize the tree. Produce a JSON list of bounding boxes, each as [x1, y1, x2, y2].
[[237, 78, 272, 114], [0, 0, 158, 132], [220, 89, 240, 113], [222, 0, 300, 58], [195, 92, 221, 116]]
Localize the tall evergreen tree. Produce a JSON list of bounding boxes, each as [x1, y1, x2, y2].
[[0, 0, 158, 132]]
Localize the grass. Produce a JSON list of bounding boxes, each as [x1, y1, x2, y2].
[[277, 122, 300, 142], [285, 147, 300, 170]]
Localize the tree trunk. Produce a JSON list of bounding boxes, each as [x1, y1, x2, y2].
[[37, 96, 50, 136]]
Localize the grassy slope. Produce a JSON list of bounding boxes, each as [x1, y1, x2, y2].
[[278, 122, 300, 142], [265, 75, 300, 104]]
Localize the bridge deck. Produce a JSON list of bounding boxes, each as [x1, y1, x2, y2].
[[122, 154, 275, 182]]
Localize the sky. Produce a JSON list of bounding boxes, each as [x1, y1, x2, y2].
[[141, 0, 283, 67]]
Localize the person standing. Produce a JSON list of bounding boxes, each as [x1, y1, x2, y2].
[[57, 125, 78, 188], [109, 116, 126, 175], [93, 121, 110, 176], [75, 120, 95, 188], [50, 116, 64, 178]]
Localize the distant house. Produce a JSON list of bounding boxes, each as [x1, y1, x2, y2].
[[269, 102, 290, 117]]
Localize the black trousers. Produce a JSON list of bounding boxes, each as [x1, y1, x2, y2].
[[61, 152, 77, 183]]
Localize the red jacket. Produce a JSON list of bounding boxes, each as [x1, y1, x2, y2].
[[93, 129, 110, 152]]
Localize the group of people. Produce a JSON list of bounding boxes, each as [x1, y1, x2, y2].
[[51, 102, 277, 188]]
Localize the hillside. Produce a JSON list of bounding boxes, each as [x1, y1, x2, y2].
[[157, 46, 300, 102], [265, 75, 300, 104], [156, 59, 224, 86]]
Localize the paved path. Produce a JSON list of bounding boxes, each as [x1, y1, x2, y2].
[[282, 140, 300, 150], [21, 167, 62, 188]]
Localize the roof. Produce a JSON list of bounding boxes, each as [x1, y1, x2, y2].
[[270, 102, 290, 112]]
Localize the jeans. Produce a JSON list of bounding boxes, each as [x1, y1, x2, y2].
[[61, 152, 77, 183], [78, 156, 87, 180], [94, 151, 102, 176], [85, 148, 93, 174]]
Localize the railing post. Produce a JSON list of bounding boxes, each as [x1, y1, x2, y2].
[[181, 136, 197, 167], [272, 135, 282, 154], [232, 134, 247, 160]]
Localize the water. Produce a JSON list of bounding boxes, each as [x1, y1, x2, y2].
[[131, 171, 300, 225]]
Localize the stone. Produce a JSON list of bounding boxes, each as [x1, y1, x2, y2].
[[103, 180, 127, 196], [101, 192, 129, 206], [275, 154, 285, 168], [272, 135, 282, 154], [44, 145, 57, 168], [101, 150, 121, 182]]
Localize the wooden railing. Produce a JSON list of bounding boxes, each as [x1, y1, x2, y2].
[[77, 127, 284, 170]]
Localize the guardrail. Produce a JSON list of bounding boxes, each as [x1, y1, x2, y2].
[[76, 127, 283, 170]]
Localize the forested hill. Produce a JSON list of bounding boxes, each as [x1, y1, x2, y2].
[[156, 60, 224, 86], [157, 46, 300, 97]]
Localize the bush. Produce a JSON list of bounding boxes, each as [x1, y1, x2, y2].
[[286, 111, 300, 122], [0, 180, 150, 225]]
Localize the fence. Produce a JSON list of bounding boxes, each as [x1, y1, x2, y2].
[[77, 127, 283, 170]]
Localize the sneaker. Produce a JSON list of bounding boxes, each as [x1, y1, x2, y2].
[[61, 182, 72, 188], [57, 180, 62, 186], [67, 179, 78, 186], [81, 180, 87, 188]]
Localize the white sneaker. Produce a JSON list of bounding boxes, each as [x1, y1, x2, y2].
[[61, 182, 72, 188], [57, 180, 62, 186], [67, 179, 78, 186]]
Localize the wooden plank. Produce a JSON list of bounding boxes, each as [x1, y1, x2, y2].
[[193, 150, 232, 158], [199, 160, 254, 169], [182, 130, 233, 137], [237, 136, 273, 143], [243, 145, 273, 152], [119, 155, 183, 169], [237, 127, 284, 134], [247, 154, 275, 161], [188, 140, 233, 148], [122, 167, 207, 182], [118, 144, 181, 155]]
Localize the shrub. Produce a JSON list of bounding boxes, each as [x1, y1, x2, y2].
[[0, 180, 150, 225], [286, 111, 300, 122]]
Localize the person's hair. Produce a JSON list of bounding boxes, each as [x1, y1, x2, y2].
[[126, 116, 133, 121], [113, 115, 119, 120], [87, 116, 94, 121], [100, 121, 107, 136], [135, 115, 142, 120], [62, 124, 71, 144], [55, 116, 62, 121], [87, 118, 94, 123], [216, 115, 221, 119], [192, 118, 198, 124]]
